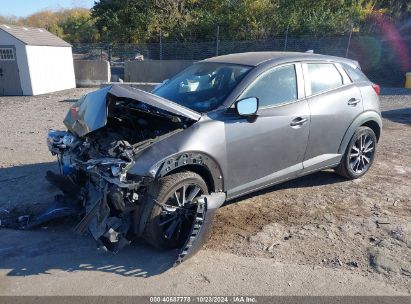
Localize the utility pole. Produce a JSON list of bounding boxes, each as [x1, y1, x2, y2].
[[108, 44, 112, 63], [284, 24, 290, 51], [159, 30, 163, 60], [216, 26, 220, 56], [345, 23, 353, 58]]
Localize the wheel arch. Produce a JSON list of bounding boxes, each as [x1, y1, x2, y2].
[[154, 151, 224, 193], [338, 111, 382, 154], [361, 120, 381, 141]]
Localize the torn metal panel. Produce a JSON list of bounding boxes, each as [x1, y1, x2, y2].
[[64, 85, 200, 137], [174, 192, 226, 265], [64, 86, 111, 137]]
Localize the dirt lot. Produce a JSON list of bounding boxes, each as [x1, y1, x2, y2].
[[0, 88, 410, 295]]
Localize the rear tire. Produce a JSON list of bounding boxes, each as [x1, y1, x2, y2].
[[143, 171, 208, 250], [335, 126, 377, 179]]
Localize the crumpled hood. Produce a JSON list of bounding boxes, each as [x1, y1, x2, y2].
[[64, 85, 201, 137]]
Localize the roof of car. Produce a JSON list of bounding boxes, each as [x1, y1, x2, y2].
[[201, 51, 358, 67]]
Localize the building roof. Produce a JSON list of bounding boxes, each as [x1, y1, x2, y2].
[[202, 51, 358, 67], [0, 24, 71, 47]]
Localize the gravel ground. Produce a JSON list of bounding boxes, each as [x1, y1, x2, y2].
[[0, 88, 410, 295]]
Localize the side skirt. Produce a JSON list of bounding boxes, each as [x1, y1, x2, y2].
[[226, 154, 342, 201]]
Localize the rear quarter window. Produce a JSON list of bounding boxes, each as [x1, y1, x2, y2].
[[343, 64, 369, 83], [307, 63, 343, 95]]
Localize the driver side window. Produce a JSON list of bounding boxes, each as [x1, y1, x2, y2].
[[240, 64, 297, 108]]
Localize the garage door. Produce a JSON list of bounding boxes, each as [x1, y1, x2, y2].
[[0, 46, 22, 96]]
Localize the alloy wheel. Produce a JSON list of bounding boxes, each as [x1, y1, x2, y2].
[[159, 184, 204, 242], [349, 134, 375, 174]]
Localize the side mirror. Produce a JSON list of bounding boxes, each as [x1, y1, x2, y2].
[[235, 97, 258, 116]]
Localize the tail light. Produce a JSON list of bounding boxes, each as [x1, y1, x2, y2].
[[372, 83, 380, 96]]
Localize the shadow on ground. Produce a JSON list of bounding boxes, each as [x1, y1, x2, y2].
[[380, 88, 411, 96], [59, 99, 78, 103], [382, 108, 411, 126], [0, 162, 178, 278], [227, 170, 346, 205], [0, 225, 178, 278], [0, 162, 346, 279], [0, 162, 60, 210]]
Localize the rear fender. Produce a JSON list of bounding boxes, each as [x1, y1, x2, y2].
[[338, 110, 382, 154]]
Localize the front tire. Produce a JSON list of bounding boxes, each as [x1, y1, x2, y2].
[[143, 171, 209, 250], [335, 126, 377, 179]]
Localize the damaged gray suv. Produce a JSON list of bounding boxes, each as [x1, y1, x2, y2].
[[30, 52, 383, 263]]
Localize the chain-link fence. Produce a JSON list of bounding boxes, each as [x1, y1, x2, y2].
[[72, 36, 352, 61], [72, 33, 411, 87]]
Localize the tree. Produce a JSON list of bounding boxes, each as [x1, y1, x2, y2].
[[59, 9, 100, 43], [198, 0, 276, 40], [0, 15, 24, 25], [0, 0, 409, 43], [91, 0, 207, 42], [24, 10, 62, 34], [273, 0, 359, 36], [91, 0, 153, 43]]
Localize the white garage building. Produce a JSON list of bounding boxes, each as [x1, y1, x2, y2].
[[0, 24, 76, 96]]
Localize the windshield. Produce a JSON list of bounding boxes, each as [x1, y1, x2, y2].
[[153, 62, 251, 112]]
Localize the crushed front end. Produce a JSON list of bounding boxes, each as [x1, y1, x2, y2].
[[1, 85, 226, 264], [46, 128, 148, 252], [44, 85, 196, 253]]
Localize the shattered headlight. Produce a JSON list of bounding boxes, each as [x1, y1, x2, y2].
[[62, 133, 75, 146], [83, 158, 130, 179]]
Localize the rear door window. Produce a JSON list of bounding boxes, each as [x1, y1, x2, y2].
[[306, 63, 343, 95]]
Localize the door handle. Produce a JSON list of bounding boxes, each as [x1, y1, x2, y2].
[[290, 117, 308, 127], [347, 98, 361, 105]]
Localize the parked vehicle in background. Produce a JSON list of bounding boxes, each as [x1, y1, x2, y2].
[[5, 52, 382, 264]]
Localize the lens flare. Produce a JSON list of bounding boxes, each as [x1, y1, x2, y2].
[[375, 15, 410, 71], [350, 36, 382, 70]]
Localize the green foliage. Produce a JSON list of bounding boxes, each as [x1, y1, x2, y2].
[[91, 0, 150, 43], [0, 0, 409, 43], [90, 0, 409, 42], [274, 0, 358, 35], [59, 9, 100, 43]]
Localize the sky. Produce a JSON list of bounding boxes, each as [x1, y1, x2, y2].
[[1, 0, 96, 17]]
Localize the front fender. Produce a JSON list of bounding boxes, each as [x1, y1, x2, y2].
[[338, 110, 382, 154], [128, 116, 227, 192]]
